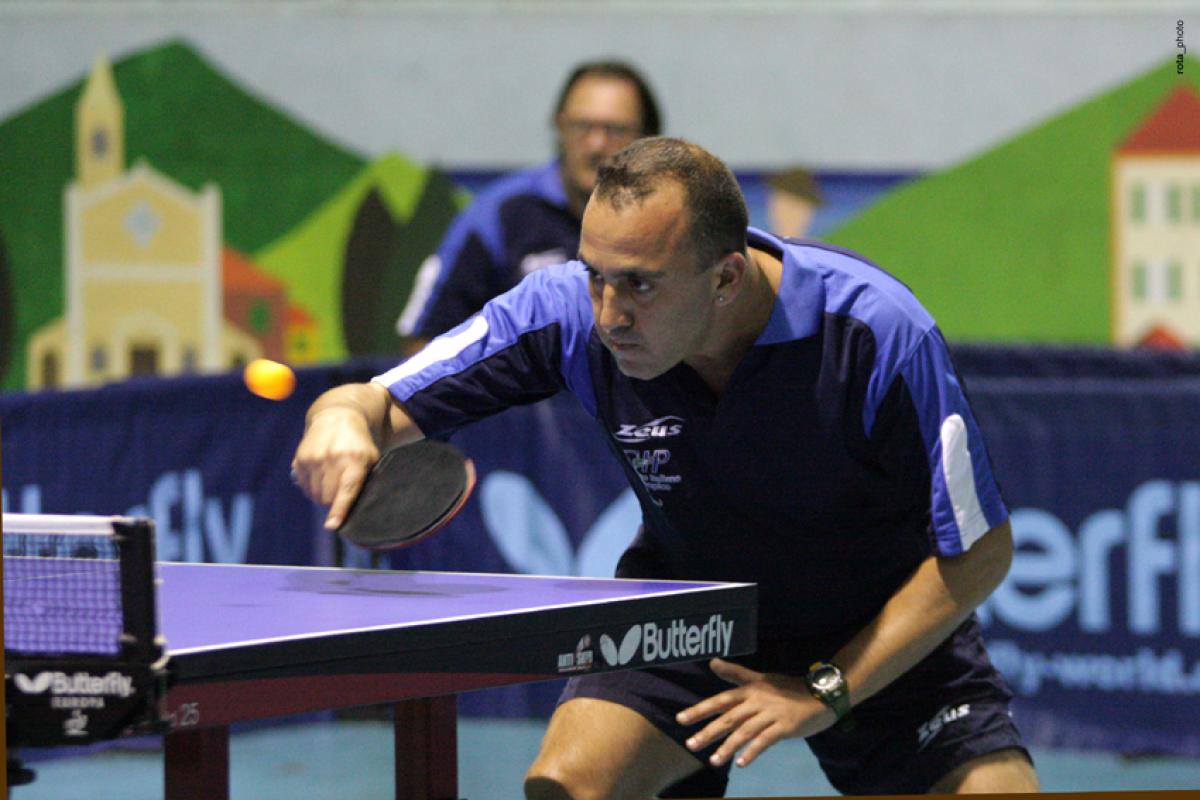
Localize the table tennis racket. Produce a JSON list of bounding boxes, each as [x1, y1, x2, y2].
[[337, 440, 476, 551]]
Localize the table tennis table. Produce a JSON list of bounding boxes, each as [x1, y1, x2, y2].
[[5, 521, 757, 800]]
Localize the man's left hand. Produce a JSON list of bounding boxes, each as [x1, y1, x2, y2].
[[675, 658, 836, 768]]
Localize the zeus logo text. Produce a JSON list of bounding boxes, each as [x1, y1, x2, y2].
[[612, 417, 684, 444], [917, 703, 971, 750]]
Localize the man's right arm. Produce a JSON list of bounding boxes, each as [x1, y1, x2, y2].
[[301, 261, 594, 529], [291, 381, 424, 530]]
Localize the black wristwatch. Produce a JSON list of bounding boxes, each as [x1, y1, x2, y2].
[[805, 661, 856, 731]]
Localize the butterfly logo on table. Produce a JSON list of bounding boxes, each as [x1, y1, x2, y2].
[[13, 673, 53, 694], [598, 626, 641, 667]]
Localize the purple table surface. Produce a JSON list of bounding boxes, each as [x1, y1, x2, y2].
[[157, 563, 741, 655]]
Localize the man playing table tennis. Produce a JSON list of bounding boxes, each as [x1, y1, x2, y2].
[[292, 138, 1039, 797]]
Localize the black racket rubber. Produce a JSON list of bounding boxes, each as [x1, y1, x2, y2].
[[338, 440, 474, 550]]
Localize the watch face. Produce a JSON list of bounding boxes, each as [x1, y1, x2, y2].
[[810, 664, 842, 693]]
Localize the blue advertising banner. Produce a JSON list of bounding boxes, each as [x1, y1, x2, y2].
[[2, 348, 1199, 752], [969, 375, 1200, 756], [1, 368, 327, 565]]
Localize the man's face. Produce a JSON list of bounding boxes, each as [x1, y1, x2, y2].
[[556, 75, 644, 198], [579, 182, 719, 380]]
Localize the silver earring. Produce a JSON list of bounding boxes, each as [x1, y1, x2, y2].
[[717, 295, 725, 303]]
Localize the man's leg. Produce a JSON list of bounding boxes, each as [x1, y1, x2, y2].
[[525, 698, 708, 800], [927, 748, 1039, 794]]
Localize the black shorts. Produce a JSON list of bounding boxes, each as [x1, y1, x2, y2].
[[557, 616, 1031, 796]]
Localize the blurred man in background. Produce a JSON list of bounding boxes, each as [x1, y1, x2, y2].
[[397, 60, 662, 341], [766, 166, 824, 240]]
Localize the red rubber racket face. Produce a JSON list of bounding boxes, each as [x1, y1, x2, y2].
[[337, 440, 476, 551]]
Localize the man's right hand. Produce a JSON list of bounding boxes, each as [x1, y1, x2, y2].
[[291, 381, 425, 529], [292, 404, 381, 530]]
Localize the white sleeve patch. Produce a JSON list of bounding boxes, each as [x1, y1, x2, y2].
[[395, 254, 443, 336], [375, 314, 490, 387], [940, 413, 989, 551]]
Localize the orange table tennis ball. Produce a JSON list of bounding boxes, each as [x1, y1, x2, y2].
[[243, 358, 296, 400]]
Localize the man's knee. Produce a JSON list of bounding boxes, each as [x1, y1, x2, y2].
[[523, 774, 569, 800], [929, 747, 1039, 794], [524, 697, 700, 800], [523, 700, 624, 800], [523, 761, 603, 800], [525, 701, 626, 800]]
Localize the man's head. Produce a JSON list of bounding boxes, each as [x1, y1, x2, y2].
[[579, 138, 751, 381], [553, 61, 661, 211], [592, 137, 747, 269]]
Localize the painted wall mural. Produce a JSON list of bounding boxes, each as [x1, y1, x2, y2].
[[0, 40, 462, 391], [1, 42, 1197, 394], [826, 56, 1200, 348], [1111, 86, 1200, 348]]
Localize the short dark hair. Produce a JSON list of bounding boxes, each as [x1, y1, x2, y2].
[[593, 137, 748, 267], [553, 61, 662, 137]]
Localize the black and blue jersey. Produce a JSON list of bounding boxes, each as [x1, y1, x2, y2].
[[377, 229, 1008, 640], [397, 158, 580, 338]]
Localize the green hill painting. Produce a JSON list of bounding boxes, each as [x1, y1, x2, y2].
[[825, 56, 1200, 345], [0, 39, 462, 390]]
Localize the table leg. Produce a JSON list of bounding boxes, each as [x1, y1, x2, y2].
[[394, 696, 458, 800], [165, 726, 230, 800]]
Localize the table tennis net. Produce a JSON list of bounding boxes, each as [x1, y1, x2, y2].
[[3, 514, 160, 661]]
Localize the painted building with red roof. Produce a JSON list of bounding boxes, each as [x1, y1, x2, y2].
[[222, 247, 287, 363], [1112, 86, 1200, 348]]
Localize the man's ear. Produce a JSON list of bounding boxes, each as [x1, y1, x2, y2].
[[714, 252, 748, 299]]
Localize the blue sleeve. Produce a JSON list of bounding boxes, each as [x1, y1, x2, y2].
[[376, 262, 598, 436], [871, 328, 1008, 556]]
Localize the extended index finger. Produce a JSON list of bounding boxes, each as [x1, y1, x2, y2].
[[325, 461, 370, 530]]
